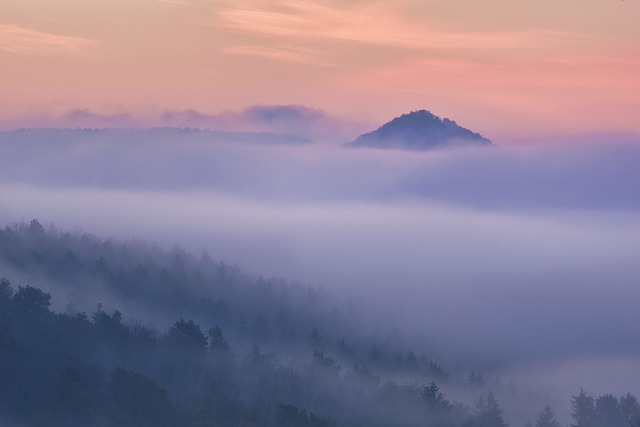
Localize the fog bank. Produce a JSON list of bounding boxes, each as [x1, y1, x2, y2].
[[2, 128, 639, 387]]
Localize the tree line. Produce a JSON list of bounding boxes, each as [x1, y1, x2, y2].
[[1, 220, 638, 426]]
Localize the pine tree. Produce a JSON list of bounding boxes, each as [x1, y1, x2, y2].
[[474, 391, 508, 427], [535, 404, 560, 427], [571, 389, 595, 427], [422, 381, 453, 426], [619, 393, 640, 422], [594, 394, 621, 427]]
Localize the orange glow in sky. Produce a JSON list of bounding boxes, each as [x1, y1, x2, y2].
[[2, 0, 639, 141]]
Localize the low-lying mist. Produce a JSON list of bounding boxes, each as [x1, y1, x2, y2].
[[2, 128, 640, 424]]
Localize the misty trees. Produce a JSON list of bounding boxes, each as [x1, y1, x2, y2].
[[93, 306, 129, 345], [534, 404, 560, 427], [0, 280, 184, 426], [108, 368, 177, 427], [28, 218, 45, 239], [276, 404, 336, 427], [167, 319, 208, 350], [14, 221, 640, 427], [2, 221, 468, 427], [571, 389, 595, 427], [468, 371, 486, 387], [570, 389, 640, 427], [167, 319, 207, 350], [310, 350, 340, 375], [12, 285, 51, 316], [595, 394, 624, 426], [6, 270, 640, 427], [620, 394, 640, 423], [422, 381, 453, 426], [473, 391, 508, 427]]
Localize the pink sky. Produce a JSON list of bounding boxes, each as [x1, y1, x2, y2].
[[1, 0, 639, 142]]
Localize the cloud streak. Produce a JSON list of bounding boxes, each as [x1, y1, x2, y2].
[[0, 24, 95, 56], [218, 0, 580, 61]]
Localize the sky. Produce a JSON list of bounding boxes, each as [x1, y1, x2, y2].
[[2, 0, 640, 142]]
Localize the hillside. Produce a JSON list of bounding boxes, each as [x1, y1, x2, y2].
[[344, 110, 492, 150], [1, 221, 636, 427]]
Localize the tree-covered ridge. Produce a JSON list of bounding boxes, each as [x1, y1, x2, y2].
[[0, 276, 499, 427], [1, 220, 638, 426], [0, 220, 446, 376], [0, 127, 312, 147]]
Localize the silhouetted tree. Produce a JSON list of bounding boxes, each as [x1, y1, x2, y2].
[[93, 306, 129, 344], [28, 219, 45, 239], [12, 285, 51, 316], [166, 319, 207, 350], [473, 391, 508, 427], [535, 403, 560, 427], [619, 393, 640, 422], [422, 381, 453, 426], [594, 394, 622, 427], [571, 389, 595, 427]]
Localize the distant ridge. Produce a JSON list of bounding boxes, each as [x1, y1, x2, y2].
[[0, 127, 311, 146], [344, 110, 492, 150]]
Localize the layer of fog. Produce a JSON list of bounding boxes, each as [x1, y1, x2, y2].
[[0, 105, 369, 142], [2, 128, 639, 209], [2, 129, 640, 418]]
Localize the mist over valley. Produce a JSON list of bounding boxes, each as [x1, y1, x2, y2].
[[2, 109, 640, 426]]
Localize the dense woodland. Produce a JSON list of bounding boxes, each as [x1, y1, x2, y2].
[[1, 220, 638, 426]]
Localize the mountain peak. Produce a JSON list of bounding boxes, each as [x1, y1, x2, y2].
[[344, 110, 492, 150]]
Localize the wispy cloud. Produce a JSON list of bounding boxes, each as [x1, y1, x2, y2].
[[218, 0, 579, 57], [155, 0, 194, 5], [0, 24, 95, 56], [221, 44, 316, 64]]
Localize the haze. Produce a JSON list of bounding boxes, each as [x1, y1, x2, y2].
[[2, 130, 640, 375], [2, 1, 640, 425]]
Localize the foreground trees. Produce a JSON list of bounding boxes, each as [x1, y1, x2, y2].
[[1, 222, 640, 427], [0, 277, 468, 427], [570, 389, 640, 427]]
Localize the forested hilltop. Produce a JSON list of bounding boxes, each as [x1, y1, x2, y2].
[[0, 220, 638, 427]]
